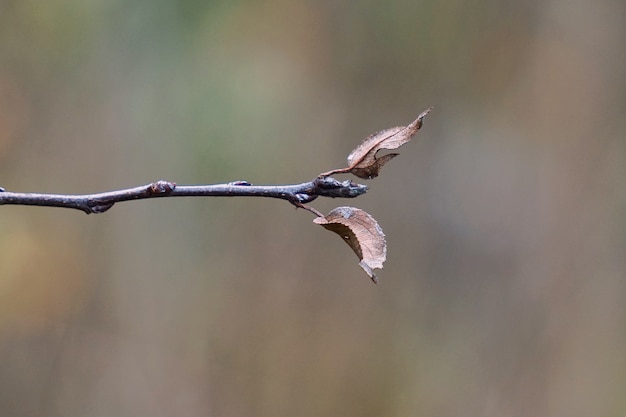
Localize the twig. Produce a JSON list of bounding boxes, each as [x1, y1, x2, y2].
[[0, 110, 431, 282], [0, 177, 367, 215]]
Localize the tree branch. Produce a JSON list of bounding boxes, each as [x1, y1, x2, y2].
[[0, 177, 367, 215], [0, 109, 431, 282]]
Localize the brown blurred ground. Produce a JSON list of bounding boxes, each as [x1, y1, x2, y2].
[[1, 1, 625, 416]]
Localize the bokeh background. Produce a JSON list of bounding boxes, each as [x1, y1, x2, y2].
[[1, 1, 625, 416]]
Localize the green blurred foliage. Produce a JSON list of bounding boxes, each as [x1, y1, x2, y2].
[[1, 1, 625, 416]]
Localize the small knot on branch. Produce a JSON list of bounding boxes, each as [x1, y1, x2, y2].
[[89, 202, 115, 214], [228, 180, 251, 186], [150, 180, 176, 195]]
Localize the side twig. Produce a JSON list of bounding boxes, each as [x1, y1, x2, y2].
[[0, 177, 367, 215]]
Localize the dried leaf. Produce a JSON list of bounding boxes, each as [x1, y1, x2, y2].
[[345, 107, 432, 179], [318, 108, 432, 179], [313, 206, 386, 283]]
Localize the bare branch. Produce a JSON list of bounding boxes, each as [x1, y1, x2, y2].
[[0, 177, 368, 215]]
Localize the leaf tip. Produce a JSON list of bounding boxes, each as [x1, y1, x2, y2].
[[417, 107, 433, 127], [359, 260, 380, 284]]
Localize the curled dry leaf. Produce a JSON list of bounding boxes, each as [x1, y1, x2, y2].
[[320, 107, 432, 179], [347, 107, 432, 179], [313, 206, 386, 284]]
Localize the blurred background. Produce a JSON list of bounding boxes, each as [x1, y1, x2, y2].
[[1, 1, 625, 416]]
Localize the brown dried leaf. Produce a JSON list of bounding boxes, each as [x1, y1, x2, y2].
[[345, 107, 432, 179], [313, 206, 386, 284]]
